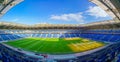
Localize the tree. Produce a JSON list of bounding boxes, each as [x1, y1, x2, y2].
[[0, 0, 4, 4]]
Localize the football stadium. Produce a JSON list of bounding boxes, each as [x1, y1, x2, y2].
[[0, 0, 120, 62]]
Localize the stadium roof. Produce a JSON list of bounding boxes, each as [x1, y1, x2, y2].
[[0, 22, 83, 29], [0, 20, 120, 29], [0, 0, 23, 17], [0, 0, 119, 30], [90, 0, 120, 20]]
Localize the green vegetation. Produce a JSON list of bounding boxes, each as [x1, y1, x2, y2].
[[4, 38, 105, 54], [0, 0, 4, 4]]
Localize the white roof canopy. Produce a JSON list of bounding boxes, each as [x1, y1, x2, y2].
[[0, 0, 23, 17]]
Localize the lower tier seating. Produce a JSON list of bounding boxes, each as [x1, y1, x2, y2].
[[0, 42, 120, 62]]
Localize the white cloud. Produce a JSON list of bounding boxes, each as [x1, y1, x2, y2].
[[12, 18, 19, 22], [50, 12, 84, 22], [86, 6, 109, 18], [35, 22, 50, 24]]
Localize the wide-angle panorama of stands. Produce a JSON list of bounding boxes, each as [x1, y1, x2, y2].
[[0, 0, 120, 62]]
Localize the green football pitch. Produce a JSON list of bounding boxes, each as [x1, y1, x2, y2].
[[4, 38, 105, 54]]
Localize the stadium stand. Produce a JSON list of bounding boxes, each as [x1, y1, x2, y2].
[[0, 22, 119, 62], [0, 0, 120, 62]]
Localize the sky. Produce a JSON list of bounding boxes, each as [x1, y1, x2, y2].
[[0, 0, 112, 25]]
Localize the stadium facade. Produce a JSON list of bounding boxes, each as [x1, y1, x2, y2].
[[0, 0, 120, 62]]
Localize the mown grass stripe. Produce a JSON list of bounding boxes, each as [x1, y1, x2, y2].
[[4, 37, 105, 54]]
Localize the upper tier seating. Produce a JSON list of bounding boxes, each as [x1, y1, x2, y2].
[[80, 29, 120, 42], [0, 29, 119, 42]]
